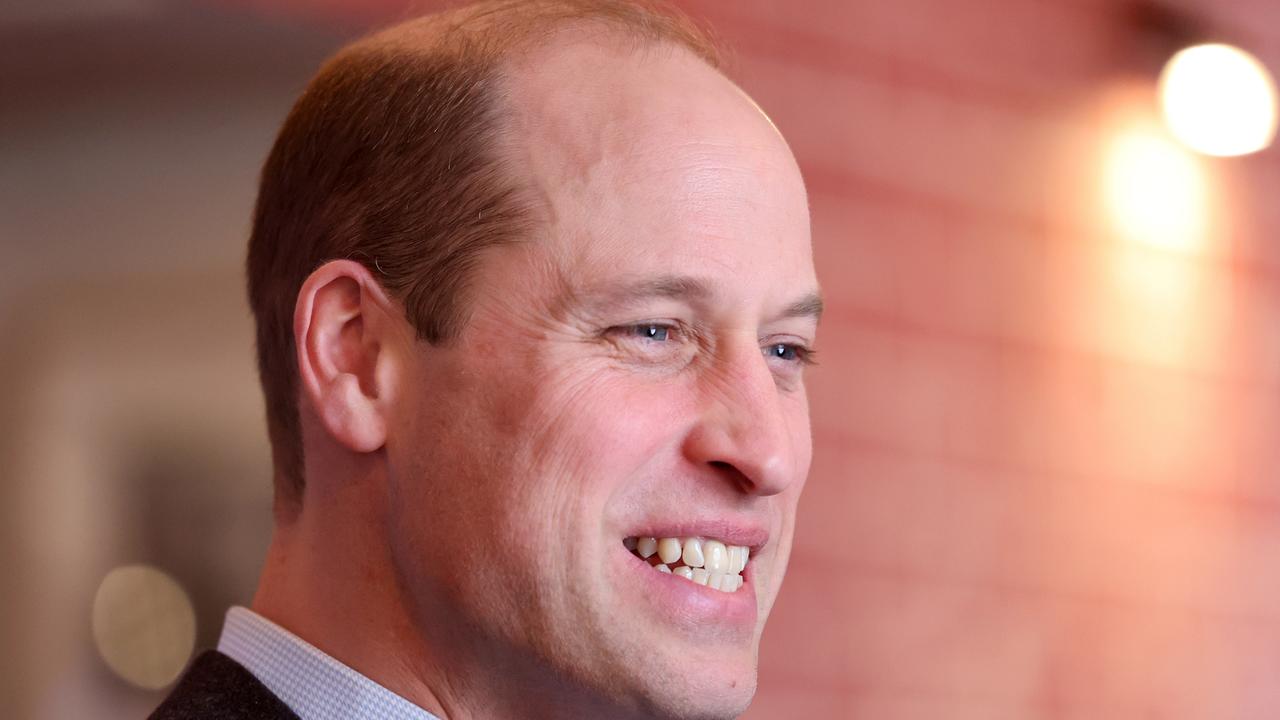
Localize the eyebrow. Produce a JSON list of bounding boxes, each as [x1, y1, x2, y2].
[[780, 292, 824, 322], [579, 274, 823, 323], [597, 275, 714, 305]]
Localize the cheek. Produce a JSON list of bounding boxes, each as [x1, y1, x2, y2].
[[790, 394, 814, 481], [515, 367, 697, 510], [384, 350, 537, 560], [772, 392, 813, 550]]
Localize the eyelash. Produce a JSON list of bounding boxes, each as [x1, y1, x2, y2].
[[613, 323, 816, 366]]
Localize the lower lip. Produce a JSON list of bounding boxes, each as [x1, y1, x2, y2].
[[615, 545, 758, 631]]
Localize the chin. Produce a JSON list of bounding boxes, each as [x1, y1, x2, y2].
[[638, 679, 756, 720], [616, 652, 757, 720]]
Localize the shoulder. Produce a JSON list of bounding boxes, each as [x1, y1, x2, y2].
[[148, 650, 301, 720]]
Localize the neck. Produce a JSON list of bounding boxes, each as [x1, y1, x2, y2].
[[250, 459, 461, 718], [248, 462, 643, 720]]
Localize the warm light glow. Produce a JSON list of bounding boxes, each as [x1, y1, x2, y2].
[[1103, 124, 1207, 251], [1159, 43, 1278, 156], [92, 564, 196, 690]]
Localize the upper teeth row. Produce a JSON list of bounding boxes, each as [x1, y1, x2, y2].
[[632, 536, 750, 574]]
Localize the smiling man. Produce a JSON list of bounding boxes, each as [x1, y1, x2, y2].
[[151, 1, 819, 719]]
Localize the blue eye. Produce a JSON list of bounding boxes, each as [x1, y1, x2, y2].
[[632, 324, 670, 342], [765, 343, 813, 364]]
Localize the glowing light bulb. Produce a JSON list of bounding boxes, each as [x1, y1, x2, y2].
[[1159, 43, 1278, 156]]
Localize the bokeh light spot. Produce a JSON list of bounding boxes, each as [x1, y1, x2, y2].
[[1103, 123, 1207, 251], [1159, 43, 1278, 157], [91, 564, 196, 690]]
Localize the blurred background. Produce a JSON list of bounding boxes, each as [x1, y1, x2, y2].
[[2, 0, 1279, 717]]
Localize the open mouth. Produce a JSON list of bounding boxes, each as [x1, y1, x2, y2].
[[624, 536, 749, 593]]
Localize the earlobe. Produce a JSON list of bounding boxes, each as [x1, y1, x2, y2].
[[294, 260, 398, 455], [318, 374, 385, 453]]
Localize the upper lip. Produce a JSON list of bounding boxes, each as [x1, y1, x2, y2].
[[624, 519, 770, 555]]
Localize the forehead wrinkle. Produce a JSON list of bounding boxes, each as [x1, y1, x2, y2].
[[631, 140, 787, 194]]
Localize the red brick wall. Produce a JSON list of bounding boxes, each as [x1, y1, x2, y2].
[[672, 1, 1280, 716]]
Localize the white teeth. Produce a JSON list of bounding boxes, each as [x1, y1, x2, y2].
[[629, 536, 748, 593], [682, 538, 704, 568], [657, 561, 743, 593], [703, 540, 728, 573], [636, 537, 658, 559], [657, 538, 682, 564]]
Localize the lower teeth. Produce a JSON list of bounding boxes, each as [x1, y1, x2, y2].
[[665, 564, 743, 592], [644, 562, 743, 593]]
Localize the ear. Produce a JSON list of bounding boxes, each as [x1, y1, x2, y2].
[[293, 259, 401, 454]]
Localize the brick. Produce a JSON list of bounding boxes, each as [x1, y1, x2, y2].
[[681, 0, 1117, 105], [740, 55, 1059, 223], [741, 685, 852, 719], [755, 559, 854, 688], [795, 442, 951, 574]]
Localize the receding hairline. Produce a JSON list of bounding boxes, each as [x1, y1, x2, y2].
[[329, 2, 731, 240], [354, 3, 735, 262]]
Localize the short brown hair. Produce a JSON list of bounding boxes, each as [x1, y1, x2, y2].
[[246, 0, 720, 510]]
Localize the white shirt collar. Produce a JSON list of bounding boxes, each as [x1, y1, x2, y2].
[[217, 606, 442, 720]]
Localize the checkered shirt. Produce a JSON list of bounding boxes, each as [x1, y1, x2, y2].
[[217, 606, 442, 720]]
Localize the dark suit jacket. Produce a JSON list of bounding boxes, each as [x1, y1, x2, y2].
[[149, 650, 301, 720]]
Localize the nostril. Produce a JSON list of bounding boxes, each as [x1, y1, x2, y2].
[[709, 460, 755, 494]]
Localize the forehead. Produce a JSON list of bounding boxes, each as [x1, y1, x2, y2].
[[498, 37, 815, 298]]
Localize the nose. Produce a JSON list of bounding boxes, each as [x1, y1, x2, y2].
[[681, 336, 804, 497]]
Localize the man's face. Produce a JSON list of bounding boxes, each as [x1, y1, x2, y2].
[[384, 40, 817, 719]]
